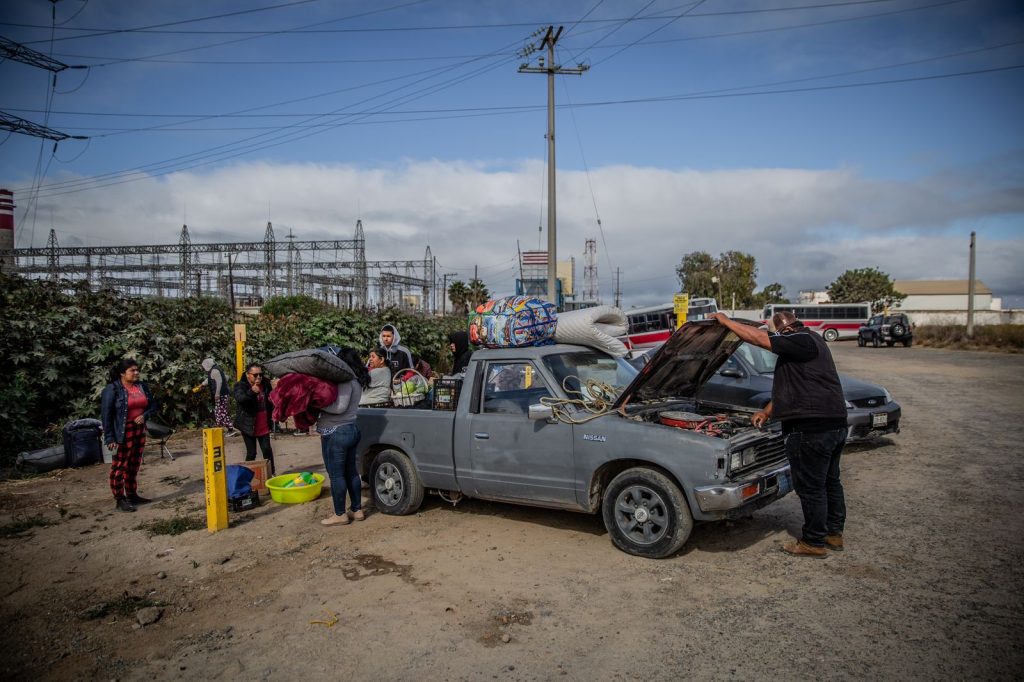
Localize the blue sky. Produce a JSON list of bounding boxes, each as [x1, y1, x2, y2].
[[2, 0, 1022, 307]]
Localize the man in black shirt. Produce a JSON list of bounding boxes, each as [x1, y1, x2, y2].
[[710, 310, 848, 558]]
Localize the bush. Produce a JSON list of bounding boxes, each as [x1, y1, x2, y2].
[[914, 325, 1024, 352], [0, 273, 469, 465], [0, 274, 233, 463]]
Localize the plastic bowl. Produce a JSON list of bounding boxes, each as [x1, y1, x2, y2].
[[265, 473, 325, 504]]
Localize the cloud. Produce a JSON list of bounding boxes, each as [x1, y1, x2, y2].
[[18, 152, 1024, 308]]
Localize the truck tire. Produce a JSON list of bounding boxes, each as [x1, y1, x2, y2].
[[823, 328, 839, 342], [601, 468, 692, 559], [369, 449, 424, 516], [872, 334, 881, 348], [890, 322, 907, 338], [902, 338, 913, 347], [857, 335, 865, 347]]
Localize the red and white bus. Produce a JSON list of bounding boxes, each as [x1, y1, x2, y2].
[[761, 303, 871, 342], [622, 297, 719, 349]]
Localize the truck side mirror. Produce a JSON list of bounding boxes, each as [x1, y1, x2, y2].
[[528, 404, 554, 421], [719, 368, 744, 379]]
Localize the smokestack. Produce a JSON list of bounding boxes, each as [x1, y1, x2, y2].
[[0, 189, 14, 272]]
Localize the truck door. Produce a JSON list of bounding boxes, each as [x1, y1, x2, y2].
[[467, 360, 577, 506]]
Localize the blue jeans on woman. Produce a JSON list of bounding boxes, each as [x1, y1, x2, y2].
[[320, 423, 362, 516]]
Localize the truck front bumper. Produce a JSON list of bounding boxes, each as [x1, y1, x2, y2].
[[693, 463, 792, 513]]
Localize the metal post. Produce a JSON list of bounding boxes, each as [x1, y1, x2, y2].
[[967, 231, 976, 338], [227, 252, 236, 312]]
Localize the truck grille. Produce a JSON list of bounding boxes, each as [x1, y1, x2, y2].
[[729, 435, 786, 477]]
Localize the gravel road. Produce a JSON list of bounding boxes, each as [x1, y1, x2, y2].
[[1, 343, 1022, 680]]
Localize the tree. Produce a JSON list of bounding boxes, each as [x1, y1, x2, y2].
[[466, 278, 491, 311], [827, 267, 905, 313], [676, 250, 761, 307], [675, 252, 717, 298], [751, 283, 788, 307], [261, 294, 328, 317], [447, 280, 469, 315]]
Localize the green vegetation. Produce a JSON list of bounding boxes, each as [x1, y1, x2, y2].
[[915, 325, 1024, 353], [675, 251, 786, 307], [0, 274, 469, 465], [827, 267, 905, 313]]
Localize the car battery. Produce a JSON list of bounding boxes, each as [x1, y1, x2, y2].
[[229, 490, 260, 512]]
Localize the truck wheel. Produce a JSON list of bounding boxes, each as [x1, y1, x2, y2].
[[886, 340, 895, 347], [857, 335, 865, 347], [872, 334, 881, 348], [370, 449, 424, 516], [902, 338, 913, 347], [601, 468, 692, 559], [890, 322, 907, 338], [823, 328, 839, 342]]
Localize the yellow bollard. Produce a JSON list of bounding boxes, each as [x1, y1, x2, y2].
[[234, 323, 247, 382], [674, 293, 690, 329], [203, 427, 228, 532]]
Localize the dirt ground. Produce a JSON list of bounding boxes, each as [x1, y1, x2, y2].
[[2, 344, 1023, 681]]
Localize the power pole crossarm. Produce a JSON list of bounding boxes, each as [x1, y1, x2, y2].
[[0, 110, 83, 142], [518, 25, 589, 308], [0, 36, 69, 72]]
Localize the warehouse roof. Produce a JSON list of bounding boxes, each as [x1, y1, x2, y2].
[[894, 280, 991, 295]]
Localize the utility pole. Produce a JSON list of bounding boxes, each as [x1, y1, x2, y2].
[[967, 231, 976, 338], [519, 26, 588, 308], [442, 272, 459, 316], [614, 268, 621, 308]]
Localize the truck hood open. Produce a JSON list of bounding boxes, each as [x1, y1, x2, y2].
[[614, 320, 757, 409]]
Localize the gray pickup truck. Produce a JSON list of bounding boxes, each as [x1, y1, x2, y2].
[[356, 321, 792, 558]]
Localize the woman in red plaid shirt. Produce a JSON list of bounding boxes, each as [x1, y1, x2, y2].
[[100, 358, 157, 512]]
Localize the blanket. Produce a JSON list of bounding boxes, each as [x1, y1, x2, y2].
[[269, 373, 339, 431]]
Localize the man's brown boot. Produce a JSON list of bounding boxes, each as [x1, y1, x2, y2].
[[825, 534, 844, 551], [781, 539, 827, 558]]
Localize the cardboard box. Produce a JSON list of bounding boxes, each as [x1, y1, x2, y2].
[[239, 459, 270, 495]]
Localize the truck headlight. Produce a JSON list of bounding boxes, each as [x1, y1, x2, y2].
[[845, 400, 854, 409], [730, 449, 756, 471], [882, 388, 892, 404], [730, 451, 743, 471]]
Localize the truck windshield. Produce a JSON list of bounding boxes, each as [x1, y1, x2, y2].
[[543, 351, 638, 397]]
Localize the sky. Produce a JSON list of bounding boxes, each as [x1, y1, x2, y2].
[[2, 0, 1023, 309]]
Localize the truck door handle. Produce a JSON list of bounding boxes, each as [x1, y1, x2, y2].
[[473, 432, 490, 440]]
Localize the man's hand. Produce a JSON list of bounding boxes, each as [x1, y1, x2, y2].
[[709, 312, 730, 324], [134, 415, 145, 425], [751, 410, 770, 428], [107, 442, 117, 452]]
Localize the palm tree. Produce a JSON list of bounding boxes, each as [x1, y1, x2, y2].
[[467, 278, 490, 311], [447, 280, 469, 315]]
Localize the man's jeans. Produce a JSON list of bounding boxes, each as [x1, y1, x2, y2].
[[320, 423, 362, 516], [785, 428, 847, 547]]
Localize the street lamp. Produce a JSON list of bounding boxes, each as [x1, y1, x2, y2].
[[711, 274, 723, 307]]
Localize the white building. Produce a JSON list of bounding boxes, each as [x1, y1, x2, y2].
[[893, 280, 999, 312]]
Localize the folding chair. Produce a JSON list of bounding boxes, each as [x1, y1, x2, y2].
[[146, 420, 176, 461]]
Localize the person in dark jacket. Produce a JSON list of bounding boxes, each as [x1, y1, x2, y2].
[[100, 358, 157, 512], [379, 324, 414, 374], [711, 310, 849, 558], [448, 330, 473, 375], [233, 363, 275, 474]]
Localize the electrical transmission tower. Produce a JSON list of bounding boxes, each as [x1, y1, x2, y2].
[[583, 238, 599, 303]]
